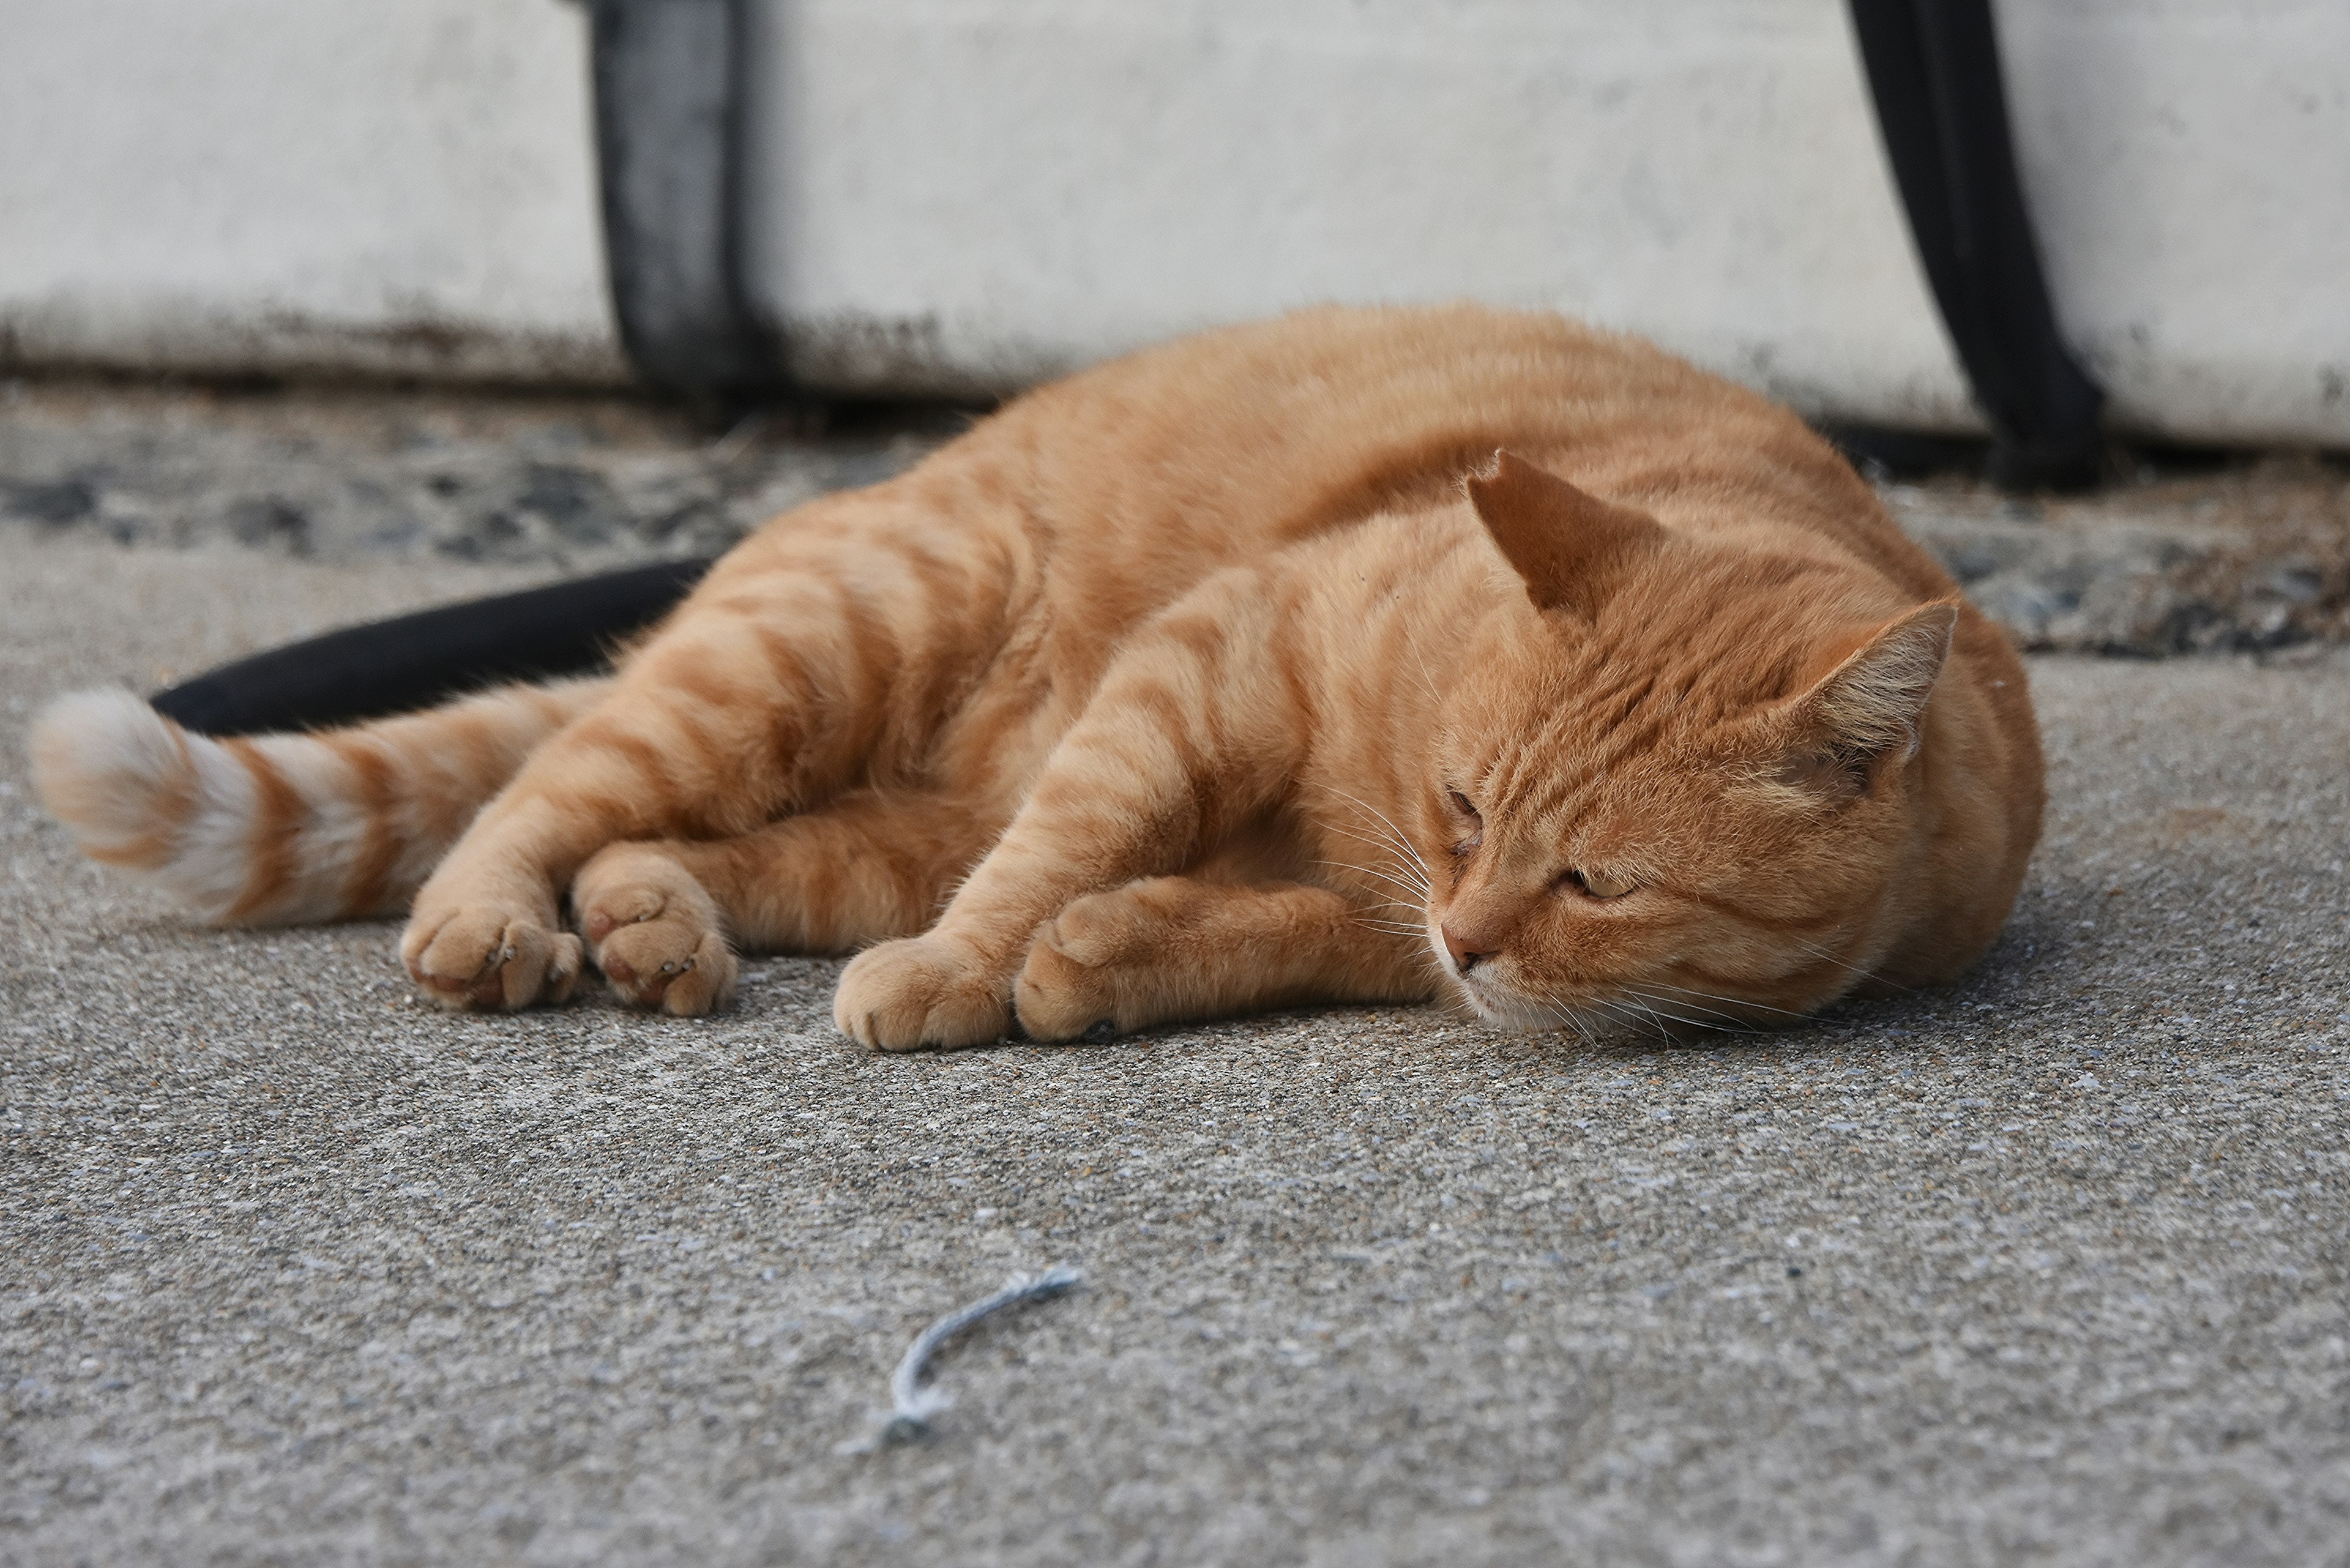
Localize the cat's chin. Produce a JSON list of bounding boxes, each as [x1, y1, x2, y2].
[[1451, 974, 1570, 1035], [1457, 974, 1708, 1041]]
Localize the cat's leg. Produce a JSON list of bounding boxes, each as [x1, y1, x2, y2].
[[1012, 877, 1436, 1040], [569, 790, 996, 1015], [400, 501, 1018, 1010], [834, 571, 1310, 1049]]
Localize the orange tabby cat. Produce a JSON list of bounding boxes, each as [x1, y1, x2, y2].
[[31, 305, 2043, 1047]]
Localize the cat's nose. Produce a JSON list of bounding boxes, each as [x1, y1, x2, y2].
[[1441, 924, 1495, 974]]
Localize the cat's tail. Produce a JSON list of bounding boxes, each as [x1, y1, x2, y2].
[[28, 679, 610, 925]]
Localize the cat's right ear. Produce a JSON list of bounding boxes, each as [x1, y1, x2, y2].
[[1797, 601, 1958, 760], [1466, 452, 1666, 620], [1768, 601, 1960, 802]]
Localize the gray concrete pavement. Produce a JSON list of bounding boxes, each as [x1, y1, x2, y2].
[[4, 533, 2349, 1567]]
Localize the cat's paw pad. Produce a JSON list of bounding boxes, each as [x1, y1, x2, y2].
[[573, 845, 737, 1016], [1012, 900, 1134, 1042], [834, 935, 1010, 1051], [401, 900, 583, 1011]]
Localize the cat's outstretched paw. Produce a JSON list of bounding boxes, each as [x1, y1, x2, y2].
[[1012, 892, 1143, 1042], [572, 844, 737, 1016], [834, 935, 1011, 1050], [401, 897, 583, 1011]]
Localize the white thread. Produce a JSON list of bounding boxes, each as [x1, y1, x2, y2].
[[860, 1266, 1083, 1448]]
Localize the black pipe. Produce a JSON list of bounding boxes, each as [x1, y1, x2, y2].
[[586, 0, 780, 397], [150, 556, 717, 737], [1846, 0, 2106, 490]]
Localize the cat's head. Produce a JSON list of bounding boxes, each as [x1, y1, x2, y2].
[[1422, 453, 1961, 1036]]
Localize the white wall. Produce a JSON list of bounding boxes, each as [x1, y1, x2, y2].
[[748, 0, 1968, 428], [3, 0, 2345, 445], [1999, 0, 2350, 446], [0, 0, 625, 383], [745, 0, 2350, 444]]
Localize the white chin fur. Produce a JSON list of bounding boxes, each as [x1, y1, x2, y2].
[[1449, 970, 1531, 1031]]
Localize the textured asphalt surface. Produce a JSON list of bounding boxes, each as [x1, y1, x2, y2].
[[4, 532, 2348, 1567]]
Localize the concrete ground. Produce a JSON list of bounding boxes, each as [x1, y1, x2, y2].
[[2, 532, 2348, 1567]]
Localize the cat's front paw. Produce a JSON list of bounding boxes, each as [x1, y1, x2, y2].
[[834, 935, 1011, 1051], [1012, 893, 1141, 1042], [573, 843, 737, 1016], [401, 892, 583, 1011]]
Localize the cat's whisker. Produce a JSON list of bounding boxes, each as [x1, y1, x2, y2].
[[1619, 987, 1764, 1035], [1356, 913, 1429, 937], [1319, 800, 1423, 861], [1354, 919, 1433, 938], [1619, 993, 1734, 1036], [1325, 842, 1428, 902], [1622, 984, 1740, 1024], [1561, 1002, 1609, 1050], [1358, 895, 1427, 919], [1313, 822, 1430, 883], [1583, 995, 1676, 1043], [1621, 984, 1770, 1032], [1595, 996, 1673, 1039], [1332, 787, 1428, 862], [1315, 871, 1430, 919], [1638, 978, 1812, 1022], [1537, 998, 1602, 1049], [1311, 857, 1431, 908], [1318, 825, 1432, 898], [1404, 639, 1447, 711], [1322, 787, 1436, 889], [1795, 939, 1911, 994]]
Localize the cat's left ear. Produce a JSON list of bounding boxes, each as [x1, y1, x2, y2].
[[1466, 452, 1666, 619], [1789, 600, 1960, 769]]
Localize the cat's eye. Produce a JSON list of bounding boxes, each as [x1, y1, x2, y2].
[[1445, 790, 1482, 852], [1562, 867, 1636, 900]]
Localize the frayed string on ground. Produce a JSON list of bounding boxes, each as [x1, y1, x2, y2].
[[847, 1266, 1084, 1451]]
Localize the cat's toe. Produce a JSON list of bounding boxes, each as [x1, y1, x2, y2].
[[1012, 923, 1118, 1042], [401, 903, 575, 1010], [1036, 889, 1145, 968], [834, 936, 1010, 1051], [573, 846, 737, 1015], [597, 922, 736, 1014]]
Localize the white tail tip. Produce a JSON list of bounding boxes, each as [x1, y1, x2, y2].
[[29, 687, 256, 920]]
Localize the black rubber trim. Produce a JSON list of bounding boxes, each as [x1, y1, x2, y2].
[[1847, 0, 2106, 490], [586, 0, 780, 396], [150, 557, 717, 737]]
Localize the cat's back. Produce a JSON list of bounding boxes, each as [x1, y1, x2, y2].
[[763, 304, 1988, 710], [926, 304, 1941, 602], [1007, 304, 1755, 545]]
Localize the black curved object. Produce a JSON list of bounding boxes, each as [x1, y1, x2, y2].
[[1847, 0, 2106, 490], [150, 556, 717, 737], [586, 0, 780, 397]]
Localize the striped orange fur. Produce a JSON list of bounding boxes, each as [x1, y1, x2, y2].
[[31, 306, 2042, 1043], [31, 681, 608, 927]]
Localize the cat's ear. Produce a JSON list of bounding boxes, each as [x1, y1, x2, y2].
[[1466, 452, 1665, 619], [1788, 600, 1960, 771]]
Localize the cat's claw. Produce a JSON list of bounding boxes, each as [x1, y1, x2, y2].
[[572, 845, 737, 1015], [834, 935, 1012, 1050], [401, 902, 582, 1011]]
